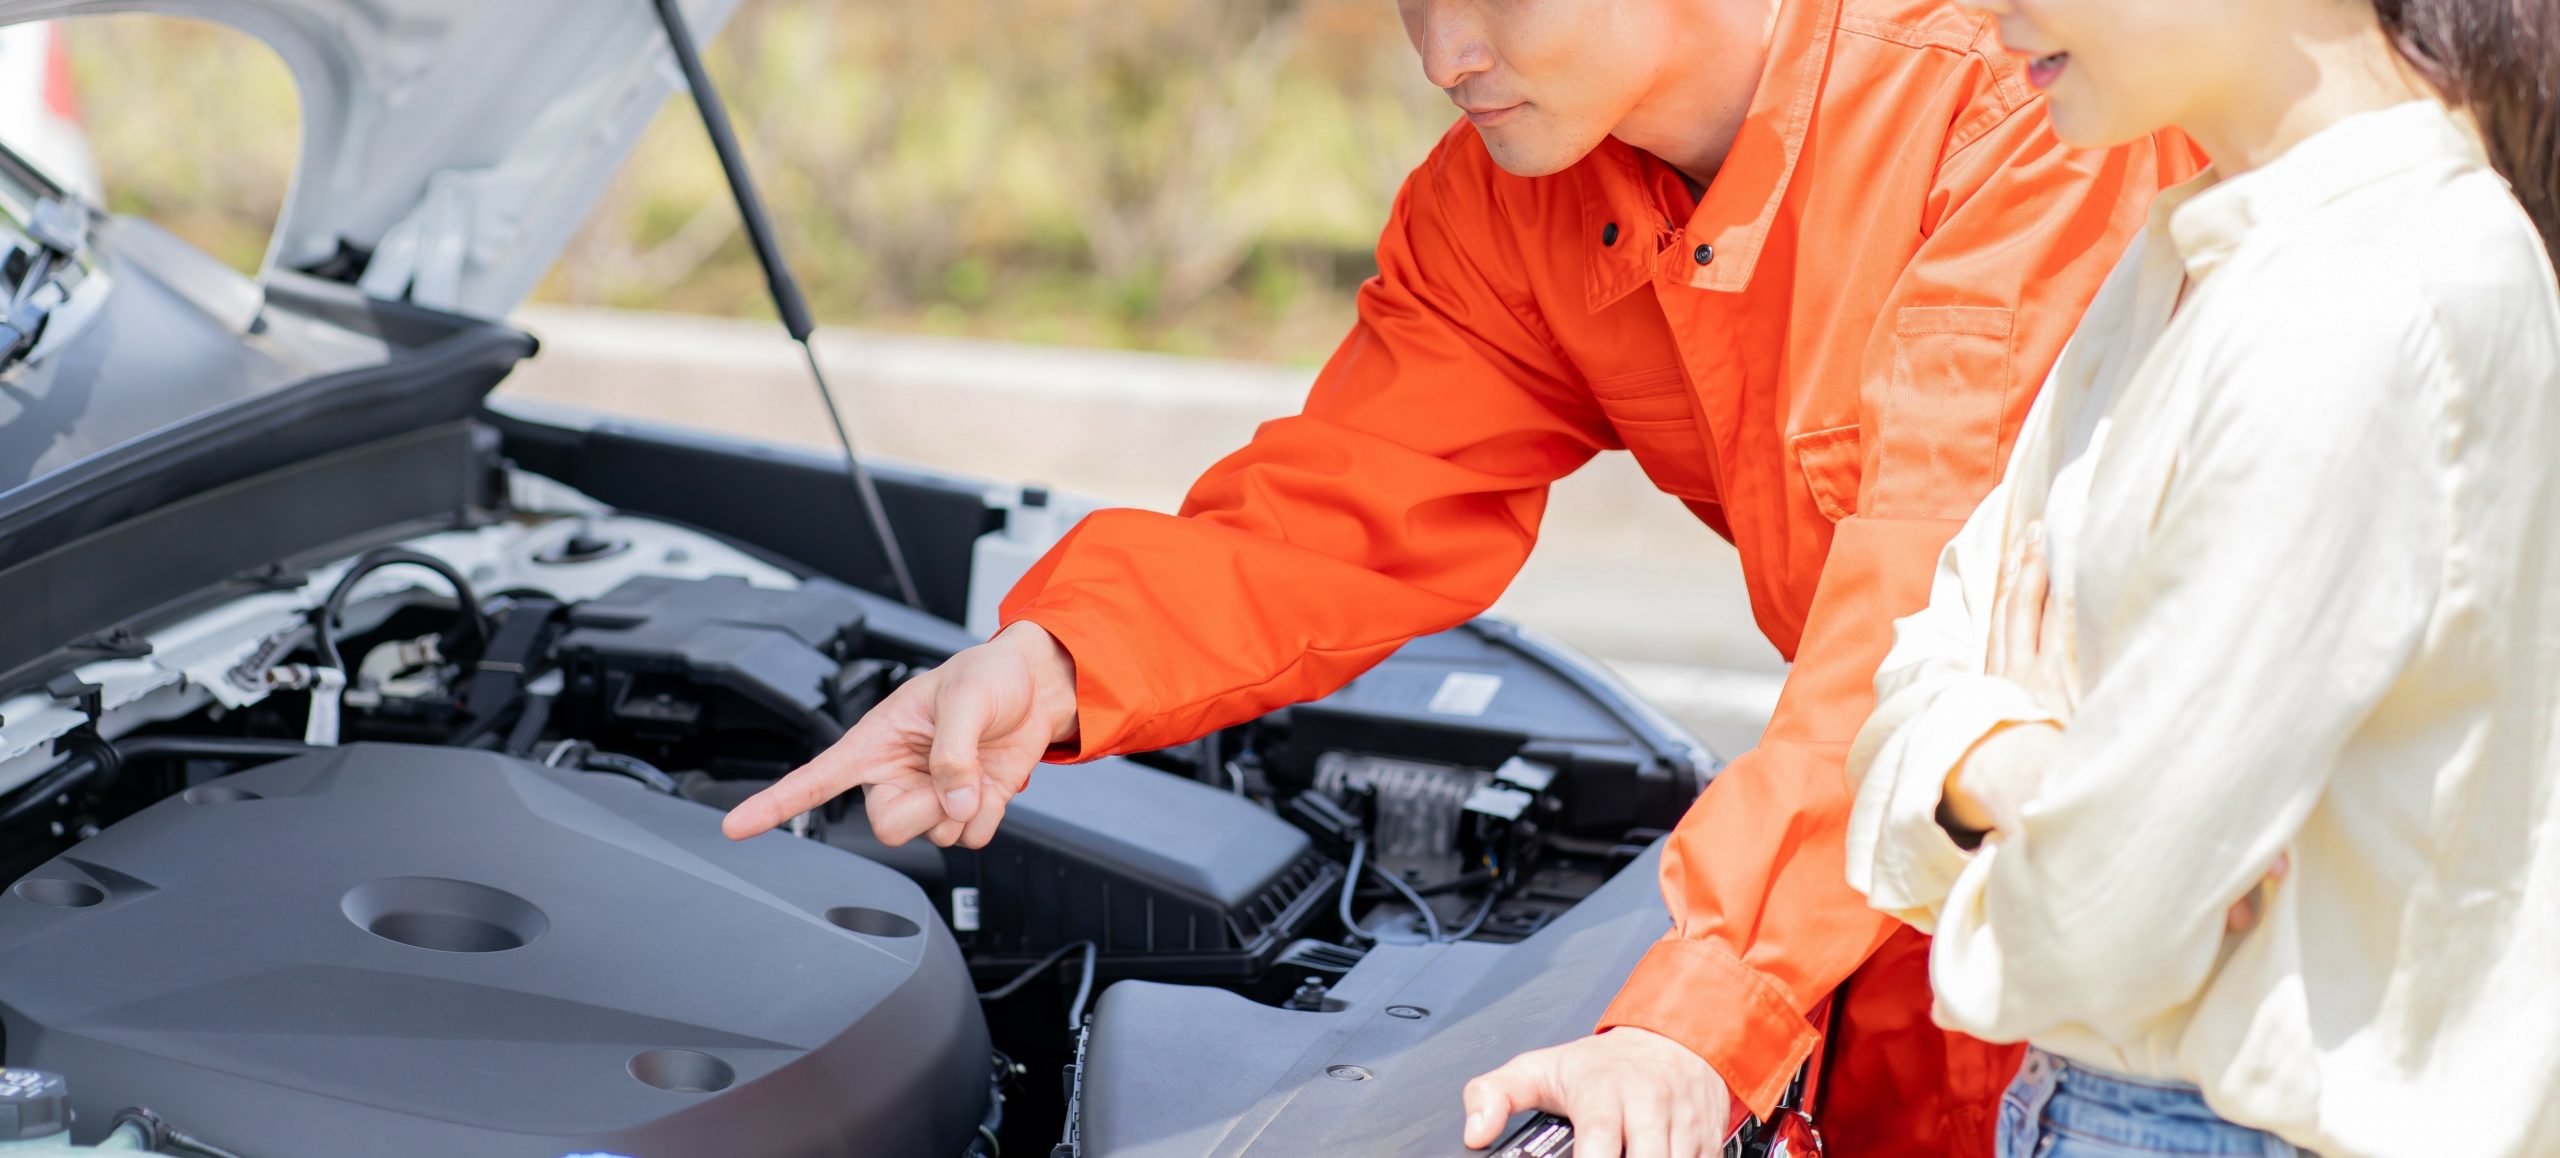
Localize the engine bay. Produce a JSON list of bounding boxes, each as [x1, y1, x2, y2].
[[0, 745, 986, 1158], [0, 489, 1712, 1157]]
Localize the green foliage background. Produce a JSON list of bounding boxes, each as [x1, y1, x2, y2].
[[58, 1, 1453, 364]]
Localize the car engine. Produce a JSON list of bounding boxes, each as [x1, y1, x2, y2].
[[0, 745, 985, 1158], [0, 496, 1711, 1157]]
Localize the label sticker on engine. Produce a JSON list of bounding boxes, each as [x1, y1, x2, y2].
[[951, 887, 981, 932], [1427, 672, 1502, 717]]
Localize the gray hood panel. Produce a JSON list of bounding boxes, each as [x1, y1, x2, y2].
[[0, 0, 742, 319]]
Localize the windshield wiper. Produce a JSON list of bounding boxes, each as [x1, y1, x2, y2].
[[0, 197, 86, 369]]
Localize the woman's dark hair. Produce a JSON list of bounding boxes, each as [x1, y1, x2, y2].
[[2376, 0, 2560, 264]]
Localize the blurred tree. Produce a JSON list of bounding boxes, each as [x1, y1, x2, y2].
[[1022, 0, 1314, 325], [57, 1, 1460, 363], [59, 16, 297, 276], [729, 3, 1020, 312], [1301, 0, 1461, 214]]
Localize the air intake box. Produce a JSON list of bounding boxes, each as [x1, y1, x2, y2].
[[937, 759, 1339, 982]]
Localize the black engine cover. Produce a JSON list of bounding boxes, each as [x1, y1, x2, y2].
[[0, 744, 987, 1158]]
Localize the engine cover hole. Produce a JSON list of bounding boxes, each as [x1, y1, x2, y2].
[[342, 877, 547, 953], [13, 879, 103, 908], [825, 906, 920, 938], [628, 1048, 735, 1093]]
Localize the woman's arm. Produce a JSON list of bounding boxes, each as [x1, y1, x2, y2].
[[1878, 268, 2453, 1044], [1842, 457, 2057, 929]]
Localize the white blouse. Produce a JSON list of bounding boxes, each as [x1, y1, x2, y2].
[[1844, 101, 2560, 1157]]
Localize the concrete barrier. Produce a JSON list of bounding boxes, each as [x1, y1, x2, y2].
[[497, 305, 1787, 758]]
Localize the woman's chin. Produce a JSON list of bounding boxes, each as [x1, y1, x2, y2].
[[2045, 99, 2163, 154]]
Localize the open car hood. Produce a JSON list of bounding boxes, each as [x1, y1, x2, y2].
[[0, 0, 742, 319]]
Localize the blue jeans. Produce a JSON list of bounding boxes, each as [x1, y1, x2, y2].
[[1998, 1049, 2309, 1157]]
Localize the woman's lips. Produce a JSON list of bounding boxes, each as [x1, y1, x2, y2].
[[2026, 52, 2070, 90], [1462, 103, 1523, 127]]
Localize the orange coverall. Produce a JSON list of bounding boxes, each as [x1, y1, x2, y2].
[[1001, 0, 2199, 1151]]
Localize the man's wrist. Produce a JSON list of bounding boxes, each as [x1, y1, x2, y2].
[[996, 621, 1081, 744], [1600, 938, 1823, 1116], [1599, 1026, 1732, 1095]]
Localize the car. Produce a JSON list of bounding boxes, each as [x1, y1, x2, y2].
[[0, 2, 1744, 1156], [0, 21, 99, 206]]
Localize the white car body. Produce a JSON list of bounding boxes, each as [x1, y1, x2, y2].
[[0, 22, 98, 205]]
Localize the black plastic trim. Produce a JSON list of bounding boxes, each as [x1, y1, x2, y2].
[[485, 410, 996, 625], [1460, 619, 1712, 786], [0, 421, 492, 693]]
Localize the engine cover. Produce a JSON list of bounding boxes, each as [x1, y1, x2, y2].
[[0, 745, 988, 1158]]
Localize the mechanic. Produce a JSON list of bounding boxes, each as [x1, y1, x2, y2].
[[727, 0, 2199, 1153]]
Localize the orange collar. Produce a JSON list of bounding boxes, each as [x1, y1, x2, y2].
[[1581, 0, 1844, 311]]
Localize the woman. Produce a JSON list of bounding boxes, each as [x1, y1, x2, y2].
[[1842, 0, 2560, 1155]]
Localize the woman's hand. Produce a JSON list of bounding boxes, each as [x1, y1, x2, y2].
[[1987, 522, 2070, 715], [1941, 523, 2072, 837], [1946, 521, 2289, 934], [1939, 721, 2062, 839]]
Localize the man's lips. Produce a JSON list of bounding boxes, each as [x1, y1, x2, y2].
[[2024, 51, 2070, 90], [1459, 101, 1523, 126]]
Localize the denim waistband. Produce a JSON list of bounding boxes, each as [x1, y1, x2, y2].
[[2003, 1049, 2310, 1157], [2040, 1052, 2205, 1099]]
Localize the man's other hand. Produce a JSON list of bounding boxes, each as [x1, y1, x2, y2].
[[1462, 1028, 1732, 1157], [721, 622, 1080, 849]]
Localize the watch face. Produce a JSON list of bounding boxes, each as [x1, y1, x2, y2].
[[1489, 1106, 1821, 1158], [1492, 1114, 1574, 1157], [1759, 1110, 1823, 1158]]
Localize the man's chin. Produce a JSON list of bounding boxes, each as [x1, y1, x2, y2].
[[1473, 124, 1597, 178]]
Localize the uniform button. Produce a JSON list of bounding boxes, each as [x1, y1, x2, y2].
[[1693, 243, 1716, 266], [1602, 222, 1620, 247]]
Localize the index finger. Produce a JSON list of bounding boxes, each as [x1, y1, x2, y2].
[[722, 728, 900, 840]]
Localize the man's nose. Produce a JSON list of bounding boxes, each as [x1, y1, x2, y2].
[[1401, 0, 1494, 92]]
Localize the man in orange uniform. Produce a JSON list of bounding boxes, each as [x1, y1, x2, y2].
[[727, 0, 2195, 1152]]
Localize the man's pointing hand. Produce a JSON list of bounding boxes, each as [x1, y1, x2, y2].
[[722, 622, 1081, 849]]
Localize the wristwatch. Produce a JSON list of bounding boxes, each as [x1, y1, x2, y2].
[[1723, 1063, 1824, 1158], [1481, 1064, 1826, 1158]]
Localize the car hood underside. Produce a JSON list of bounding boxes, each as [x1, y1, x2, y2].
[[0, 0, 742, 320]]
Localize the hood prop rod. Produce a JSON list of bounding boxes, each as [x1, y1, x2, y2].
[[649, 0, 924, 611]]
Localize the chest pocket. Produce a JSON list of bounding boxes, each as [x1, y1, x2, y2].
[[1866, 305, 2017, 519], [1588, 364, 1719, 501], [1790, 423, 1863, 522]]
